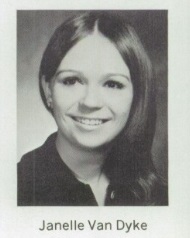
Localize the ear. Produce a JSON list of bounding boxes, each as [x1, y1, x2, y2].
[[41, 76, 52, 107]]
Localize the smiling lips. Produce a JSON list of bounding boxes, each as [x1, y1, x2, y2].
[[71, 116, 109, 126]]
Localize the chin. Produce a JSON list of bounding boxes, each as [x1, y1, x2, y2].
[[73, 137, 115, 151]]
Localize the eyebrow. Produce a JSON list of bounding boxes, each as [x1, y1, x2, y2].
[[55, 70, 81, 78], [105, 73, 131, 82], [55, 70, 131, 82]]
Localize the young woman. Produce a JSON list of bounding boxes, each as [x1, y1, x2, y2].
[[18, 11, 168, 206]]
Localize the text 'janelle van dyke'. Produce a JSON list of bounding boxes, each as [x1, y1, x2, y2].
[[39, 220, 148, 233]]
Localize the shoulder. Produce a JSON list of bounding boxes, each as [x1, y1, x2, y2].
[[18, 133, 57, 170], [155, 183, 168, 206], [149, 178, 168, 206], [17, 133, 57, 205]]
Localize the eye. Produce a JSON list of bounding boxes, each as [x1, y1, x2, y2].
[[104, 80, 124, 89], [62, 76, 82, 86]]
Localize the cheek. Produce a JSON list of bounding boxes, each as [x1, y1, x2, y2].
[[105, 90, 133, 117], [116, 104, 132, 124], [51, 87, 82, 112]]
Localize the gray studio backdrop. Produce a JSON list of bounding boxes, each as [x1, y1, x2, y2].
[[17, 10, 168, 179]]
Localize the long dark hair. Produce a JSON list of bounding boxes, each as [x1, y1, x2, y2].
[[39, 11, 167, 205]]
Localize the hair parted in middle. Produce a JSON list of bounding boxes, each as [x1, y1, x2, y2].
[[39, 11, 159, 204]]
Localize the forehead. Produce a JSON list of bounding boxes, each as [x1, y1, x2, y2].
[[56, 31, 130, 77]]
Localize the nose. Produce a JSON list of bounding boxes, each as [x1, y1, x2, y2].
[[79, 85, 103, 110]]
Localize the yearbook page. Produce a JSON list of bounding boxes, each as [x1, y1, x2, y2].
[[0, 0, 189, 237]]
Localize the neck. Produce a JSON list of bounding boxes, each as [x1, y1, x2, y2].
[[56, 132, 110, 182]]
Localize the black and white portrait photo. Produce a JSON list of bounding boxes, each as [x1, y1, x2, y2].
[[17, 10, 168, 206]]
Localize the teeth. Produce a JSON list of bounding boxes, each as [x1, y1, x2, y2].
[[75, 117, 104, 126]]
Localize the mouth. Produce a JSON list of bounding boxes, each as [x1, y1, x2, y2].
[[70, 116, 109, 126]]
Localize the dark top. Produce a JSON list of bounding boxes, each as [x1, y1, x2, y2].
[[17, 133, 168, 206]]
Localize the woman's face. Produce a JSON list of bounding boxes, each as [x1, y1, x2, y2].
[[44, 31, 133, 149]]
